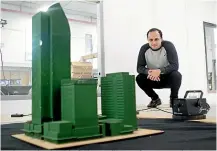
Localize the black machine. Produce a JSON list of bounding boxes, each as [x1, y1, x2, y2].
[[172, 90, 210, 118]]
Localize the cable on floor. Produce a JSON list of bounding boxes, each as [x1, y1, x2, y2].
[[136, 108, 152, 112], [155, 107, 173, 114], [136, 106, 173, 114], [11, 114, 32, 117], [12, 107, 172, 118]]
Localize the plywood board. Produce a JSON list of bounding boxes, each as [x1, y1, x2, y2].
[[190, 118, 216, 124], [20, 71, 30, 86], [81, 53, 97, 60], [137, 113, 216, 124], [12, 128, 164, 150], [137, 113, 172, 119], [71, 73, 92, 79], [71, 62, 92, 73]]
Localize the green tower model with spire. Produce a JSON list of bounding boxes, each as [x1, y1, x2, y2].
[[23, 3, 71, 139], [23, 2, 138, 144]]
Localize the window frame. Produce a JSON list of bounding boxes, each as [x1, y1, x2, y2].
[[203, 21, 217, 93]]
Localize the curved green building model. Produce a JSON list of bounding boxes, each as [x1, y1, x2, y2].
[[23, 3, 138, 144]]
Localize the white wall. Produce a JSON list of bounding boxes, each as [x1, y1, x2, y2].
[[185, 0, 217, 104], [1, 10, 98, 68], [103, 0, 217, 105]]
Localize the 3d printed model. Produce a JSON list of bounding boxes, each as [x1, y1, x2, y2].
[[23, 3, 137, 144], [100, 73, 137, 134]]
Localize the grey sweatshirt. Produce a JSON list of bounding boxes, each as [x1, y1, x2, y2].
[[137, 40, 179, 74]]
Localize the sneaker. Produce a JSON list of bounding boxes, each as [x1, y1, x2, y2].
[[147, 98, 162, 108]]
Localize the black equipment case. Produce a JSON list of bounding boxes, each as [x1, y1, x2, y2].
[[172, 90, 210, 116]]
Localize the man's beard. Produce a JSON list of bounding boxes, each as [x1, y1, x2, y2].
[[151, 46, 162, 51]]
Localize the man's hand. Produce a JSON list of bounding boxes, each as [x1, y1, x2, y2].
[[147, 69, 161, 81]]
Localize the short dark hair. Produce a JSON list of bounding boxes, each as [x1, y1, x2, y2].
[[147, 28, 163, 38]]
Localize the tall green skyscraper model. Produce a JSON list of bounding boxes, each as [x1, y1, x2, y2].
[[23, 3, 138, 144], [24, 3, 71, 138]]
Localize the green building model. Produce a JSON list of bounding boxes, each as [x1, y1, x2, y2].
[[23, 3, 137, 144]]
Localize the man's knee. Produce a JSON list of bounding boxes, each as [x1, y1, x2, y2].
[[136, 74, 147, 84], [170, 71, 182, 81], [136, 74, 142, 84]]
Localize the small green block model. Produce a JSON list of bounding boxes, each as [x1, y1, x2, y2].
[[101, 72, 138, 135], [61, 79, 98, 127]]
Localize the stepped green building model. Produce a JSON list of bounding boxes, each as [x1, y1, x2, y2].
[[23, 3, 138, 144]]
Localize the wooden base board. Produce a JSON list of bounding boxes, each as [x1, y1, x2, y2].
[[189, 118, 216, 124], [12, 129, 163, 150], [137, 113, 172, 119], [137, 114, 216, 124], [172, 115, 206, 120]]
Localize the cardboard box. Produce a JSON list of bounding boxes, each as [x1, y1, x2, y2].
[[71, 62, 93, 79]]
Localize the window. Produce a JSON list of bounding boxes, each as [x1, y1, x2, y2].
[[203, 22, 217, 92], [85, 34, 93, 55]]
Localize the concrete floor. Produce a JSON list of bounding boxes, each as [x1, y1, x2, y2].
[[1, 100, 216, 124], [137, 104, 216, 118]]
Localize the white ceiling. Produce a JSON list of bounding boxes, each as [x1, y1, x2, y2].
[[1, 0, 98, 19]]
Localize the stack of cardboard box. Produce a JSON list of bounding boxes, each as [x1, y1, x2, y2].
[[71, 62, 93, 79]]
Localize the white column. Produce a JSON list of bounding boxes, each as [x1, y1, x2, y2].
[[97, 1, 105, 77]]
